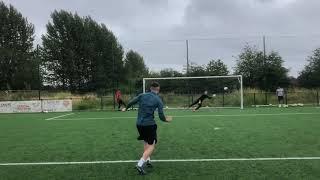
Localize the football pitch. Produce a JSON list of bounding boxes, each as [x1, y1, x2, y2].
[[0, 107, 320, 180]]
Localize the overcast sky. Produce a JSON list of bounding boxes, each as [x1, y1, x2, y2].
[[4, 0, 320, 77]]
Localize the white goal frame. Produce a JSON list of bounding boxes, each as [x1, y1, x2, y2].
[[143, 75, 244, 109]]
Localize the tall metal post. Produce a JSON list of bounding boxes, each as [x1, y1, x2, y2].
[[186, 40, 189, 76], [37, 45, 41, 100], [186, 40, 191, 105], [112, 41, 116, 110], [263, 36, 267, 91]]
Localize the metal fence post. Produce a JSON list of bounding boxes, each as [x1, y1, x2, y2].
[[191, 95, 193, 104], [40, 98, 43, 112], [112, 89, 115, 110], [253, 93, 256, 107], [222, 91, 225, 107], [265, 92, 268, 105], [317, 90, 319, 106], [100, 96, 103, 110]]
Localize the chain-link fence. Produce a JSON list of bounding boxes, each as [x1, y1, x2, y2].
[[245, 91, 320, 107], [1, 89, 319, 111]]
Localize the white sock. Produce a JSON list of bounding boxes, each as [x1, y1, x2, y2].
[[137, 158, 146, 167], [147, 157, 150, 162]]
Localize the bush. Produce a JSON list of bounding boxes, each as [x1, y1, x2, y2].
[[73, 97, 100, 110]]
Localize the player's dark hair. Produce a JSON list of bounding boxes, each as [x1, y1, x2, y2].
[[150, 82, 160, 88]]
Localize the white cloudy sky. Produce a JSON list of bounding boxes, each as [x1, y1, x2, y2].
[[4, 0, 320, 77]]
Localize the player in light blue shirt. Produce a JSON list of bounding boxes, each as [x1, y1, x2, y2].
[[123, 82, 172, 175]]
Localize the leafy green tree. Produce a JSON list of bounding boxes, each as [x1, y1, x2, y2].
[[122, 50, 147, 92], [234, 45, 289, 91], [148, 71, 160, 78], [124, 50, 148, 79], [189, 63, 206, 76], [0, 2, 36, 90], [298, 48, 320, 88], [160, 68, 183, 77], [42, 10, 123, 92], [206, 59, 229, 76]]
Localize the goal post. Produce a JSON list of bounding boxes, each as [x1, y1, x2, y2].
[[143, 75, 244, 109]]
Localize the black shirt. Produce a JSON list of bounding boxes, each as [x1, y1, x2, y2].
[[198, 94, 211, 101]]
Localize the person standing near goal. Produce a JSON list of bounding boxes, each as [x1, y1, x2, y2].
[[115, 89, 126, 111], [276, 86, 285, 107], [189, 90, 212, 111], [122, 82, 172, 175]]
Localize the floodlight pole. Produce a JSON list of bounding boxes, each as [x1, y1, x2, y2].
[[186, 39, 191, 105], [186, 40, 189, 76], [112, 41, 116, 110], [37, 45, 41, 101], [263, 36, 267, 92]]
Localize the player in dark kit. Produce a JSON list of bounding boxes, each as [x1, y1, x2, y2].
[[189, 90, 212, 111], [123, 82, 172, 175]]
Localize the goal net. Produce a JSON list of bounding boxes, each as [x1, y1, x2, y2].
[[143, 75, 243, 109]]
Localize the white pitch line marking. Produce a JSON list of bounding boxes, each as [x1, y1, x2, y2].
[[52, 117, 135, 120], [48, 112, 320, 121], [177, 112, 320, 118], [45, 113, 75, 120], [1, 157, 320, 166]]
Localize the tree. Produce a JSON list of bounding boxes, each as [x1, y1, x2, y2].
[[189, 63, 206, 76], [298, 48, 320, 88], [122, 50, 147, 92], [206, 59, 229, 76], [148, 71, 160, 78], [124, 50, 148, 80], [234, 45, 289, 91], [160, 68, 183, 77], [0, 2, 36, 90], [42, 10, 124, 92]]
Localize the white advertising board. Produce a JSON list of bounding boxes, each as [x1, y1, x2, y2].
[[42, 99, 72, 112], [0, 101, 41, 113], [0, 100, 72, 113]]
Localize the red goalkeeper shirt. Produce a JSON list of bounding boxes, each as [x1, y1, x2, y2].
[[115, 90, 122, 102]]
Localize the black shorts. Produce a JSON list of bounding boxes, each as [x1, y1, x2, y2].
[[136, 124, 157, 145], [278, 96, 284, 102]]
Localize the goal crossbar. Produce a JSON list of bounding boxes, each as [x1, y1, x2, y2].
[[143, 75, 242, 81]]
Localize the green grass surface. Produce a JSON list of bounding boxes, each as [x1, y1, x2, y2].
[[0, 107, 320, 179]]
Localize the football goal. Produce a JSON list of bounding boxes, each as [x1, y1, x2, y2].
[[143, 75, 243, 109]]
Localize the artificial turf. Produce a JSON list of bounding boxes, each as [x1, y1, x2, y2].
[[0, 107, 320, 179]]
